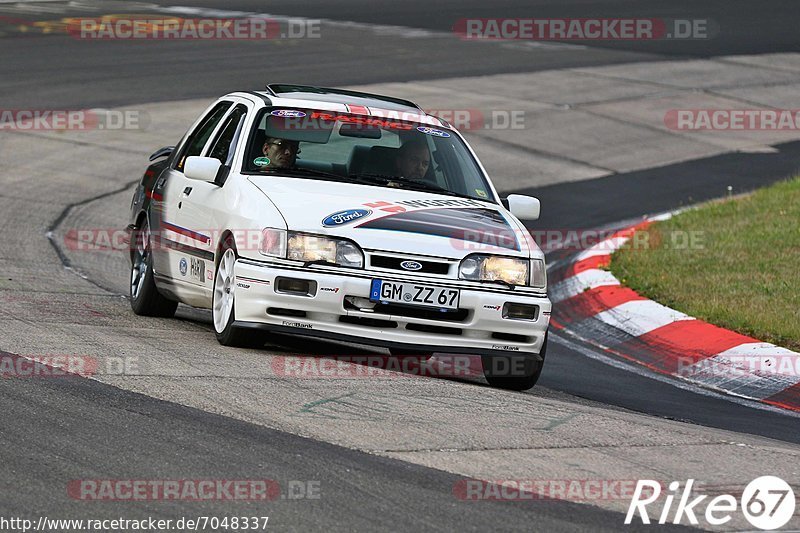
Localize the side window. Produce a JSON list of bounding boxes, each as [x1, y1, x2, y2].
[[437, 139, 483, 196], [175, 101, 232, 171], [207, 105, 248, 166]]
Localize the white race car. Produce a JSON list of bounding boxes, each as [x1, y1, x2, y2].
[[127, 84, 551, 389]]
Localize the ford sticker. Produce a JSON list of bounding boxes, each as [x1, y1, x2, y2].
[[322, 209, 372, 227]]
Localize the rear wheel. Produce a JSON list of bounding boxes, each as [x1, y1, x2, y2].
[[129, 219, 178, 317], [213, 239, 263, 347], [482, 334, 548, 391]]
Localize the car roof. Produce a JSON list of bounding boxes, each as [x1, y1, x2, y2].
[[229, 84, 450, 129], [266, 84, 423, 111]]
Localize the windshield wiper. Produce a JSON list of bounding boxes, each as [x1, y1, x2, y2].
[[348, 173, 467, 197], [261, 167, 353, 182], [346, 172, 396, 185]]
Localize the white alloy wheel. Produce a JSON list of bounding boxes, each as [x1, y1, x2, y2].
[[213, 248, 237, 333]]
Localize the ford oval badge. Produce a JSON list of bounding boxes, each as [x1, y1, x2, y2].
[[322, 209, 371, 227], [400, 260, 423, 271], [271, 109, 306, 118], [416, 126, 450, 138]]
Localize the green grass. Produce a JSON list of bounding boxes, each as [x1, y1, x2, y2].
[[611, 177, 800, 351]]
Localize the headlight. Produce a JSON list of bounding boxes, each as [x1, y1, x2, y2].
[[459, 254, 529, 286], [288, 234, 336, 262], [287, 232, 364, 268], [334, 240, 364, 268], [260, 229, 364, 268]]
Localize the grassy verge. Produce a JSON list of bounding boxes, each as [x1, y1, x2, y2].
[[611, 177, 800, 351]]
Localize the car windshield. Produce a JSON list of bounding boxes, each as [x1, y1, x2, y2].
[[242, 107, 496, 202]]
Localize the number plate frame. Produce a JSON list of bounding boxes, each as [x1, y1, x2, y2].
[[369, 279, 461, 310]]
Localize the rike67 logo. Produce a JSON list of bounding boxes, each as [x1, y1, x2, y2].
[[626, 476, 796, 530]]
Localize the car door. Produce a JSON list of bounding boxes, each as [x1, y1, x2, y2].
[[151, 100, 232, 284], [175, 102, 250, 291]]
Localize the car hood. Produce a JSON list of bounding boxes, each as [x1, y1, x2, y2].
[[247, 176, 540, 259]]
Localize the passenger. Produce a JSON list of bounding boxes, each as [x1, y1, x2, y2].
[[395, 140, 431, 180]]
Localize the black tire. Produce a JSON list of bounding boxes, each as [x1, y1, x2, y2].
[[482, 333, 548, 391], [129, 219, 178, 318], [212, 238, 264, 348]]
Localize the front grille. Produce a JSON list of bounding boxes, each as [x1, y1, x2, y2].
[[491, 332, 531, 343], [268, 307, 307, 318], [406, 323, 463, 336], [371, 302, 469, 322], [339, 316, 398, 328], [370, 255, 450, 275]]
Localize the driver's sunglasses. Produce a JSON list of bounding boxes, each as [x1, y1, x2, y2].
[[267, 140, 300, 153]]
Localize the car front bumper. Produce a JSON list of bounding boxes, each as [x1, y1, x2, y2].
[[233, 258, 551, 359]]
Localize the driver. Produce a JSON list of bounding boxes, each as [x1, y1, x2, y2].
[[258, 136, 300, 169], [395, 140, 431, 180]]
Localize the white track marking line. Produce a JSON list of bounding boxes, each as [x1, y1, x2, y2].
[[549, 331, 800, 418], [719, 342, 799, 358], [594, 299, 695, 337], [550, 268, 620, 303], [574, 236, 629, 261], [549, 211, 799, 411], [680, 343, 800, 399]]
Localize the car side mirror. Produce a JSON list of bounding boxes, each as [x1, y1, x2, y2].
[[505, 194, 541, 220], [184, 156, 222, 182]]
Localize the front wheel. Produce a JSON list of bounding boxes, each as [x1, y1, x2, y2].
[[212, 241, 263, 347], [482, 334, 547, 391], [129, 219, 178, 318]]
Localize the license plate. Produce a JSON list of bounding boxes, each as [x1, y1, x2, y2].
[[370, 279, 460, 310]]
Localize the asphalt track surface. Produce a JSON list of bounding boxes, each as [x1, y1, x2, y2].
[[2, 0, 799, 530], [3, 0, 799, 109], [3, 352, 652, 532], [160, 0, 800, 56]]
